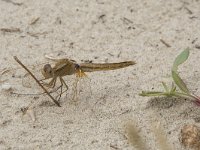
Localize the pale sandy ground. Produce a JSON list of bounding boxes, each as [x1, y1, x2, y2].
[[0, 0, 200, 149]]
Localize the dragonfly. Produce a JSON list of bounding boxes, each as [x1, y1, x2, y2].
[[12, 56, 136, 107]]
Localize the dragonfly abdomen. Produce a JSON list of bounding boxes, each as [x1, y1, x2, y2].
[[79, 61, 136, 72]]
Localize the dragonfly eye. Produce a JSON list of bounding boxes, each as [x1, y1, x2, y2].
[[42, 64, 54, 78], [43, 64, 53, 74]]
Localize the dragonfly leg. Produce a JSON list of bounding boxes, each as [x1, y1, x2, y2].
[[51, 77, 57, 88], [55, 77, 68, 101], [60, 77, 68, 90], [41, 77, 57, 88], [39, 78, 49, 85], [56, 77, 63, 101], [72, 76, 79, 102]]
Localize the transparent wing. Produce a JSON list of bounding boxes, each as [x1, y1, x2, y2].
[[0, 60, 51, 95], [21, 69, 44, 94]]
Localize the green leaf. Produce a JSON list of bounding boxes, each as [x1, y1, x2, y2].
[[172, 70, 190, 94], [172, 48, 189, 72], [161, 82, 169, 93], [171, 48, 190, 93], [170, 83, 176, 93], [139, 91, 167, 97]]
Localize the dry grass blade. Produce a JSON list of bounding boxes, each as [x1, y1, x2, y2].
[[1, 28, 21, 33], [152, 122, 173, 150], [13, 56, 61, 107], [125, 122, 148, 150], [2, 0, 23, 6], [0, 68, 10, 85], [1, 68, 10, 75], [160, 39, 171, 47], [29, 17, 40, 25]]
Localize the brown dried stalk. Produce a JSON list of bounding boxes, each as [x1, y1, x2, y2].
[[13, 56, 61, 107]]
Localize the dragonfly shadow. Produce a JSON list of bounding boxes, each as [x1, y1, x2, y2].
[[39, 101, 57, 107]]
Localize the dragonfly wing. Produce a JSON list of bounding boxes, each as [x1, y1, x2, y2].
[[1, 61, 51, 95], [44, 52, 76, 63]]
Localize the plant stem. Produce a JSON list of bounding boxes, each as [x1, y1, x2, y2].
[[172, 92, 197, 100]]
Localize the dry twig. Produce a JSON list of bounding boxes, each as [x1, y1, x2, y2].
[[13, 56, 61, 107]]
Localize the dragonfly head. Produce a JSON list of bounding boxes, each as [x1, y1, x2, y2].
[[41, 64, 54, 79], [74, 64, 87, 77], [74, 64, 80, 69]]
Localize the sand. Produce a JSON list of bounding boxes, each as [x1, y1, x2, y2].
[[0, 0, 200, 149]]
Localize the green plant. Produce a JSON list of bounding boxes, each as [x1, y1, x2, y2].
[[140, 48, 200, 105]]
